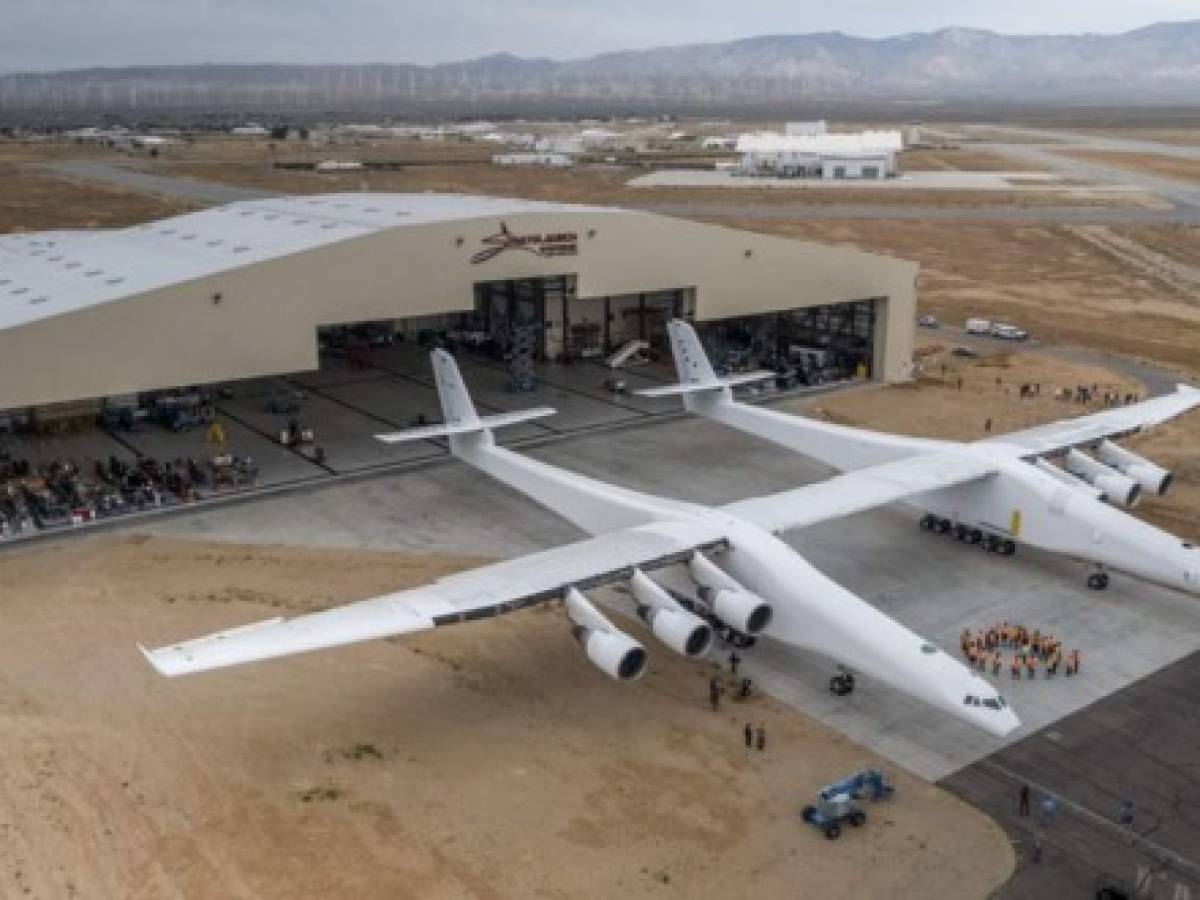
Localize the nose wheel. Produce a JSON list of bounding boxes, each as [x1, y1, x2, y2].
[[1087, 571, 1110, 591]]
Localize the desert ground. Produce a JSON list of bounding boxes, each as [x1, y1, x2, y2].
[[0, 535, 1014, 899], [1058, 149, 1200, 184], [716, 217, 1200, 375], [3, 126, 1200, 896], [0, 165, 194, 233]]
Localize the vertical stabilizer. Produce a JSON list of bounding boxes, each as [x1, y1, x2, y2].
[[431, 349, 480, 428], [667, 320, 719, 387]]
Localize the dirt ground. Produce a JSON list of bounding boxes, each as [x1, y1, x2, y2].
[[1115, 224, 1200, 268], [0, 535, 1014, 899], [1057, 128, 1200, 147], [713, 217, 1200, 377], [0, 165, 195, 234], [1057, 149, 1200, 184], [151, 155, 1132, 209], [791, 341, 1200, 542], [898, 148, 1039, 172]]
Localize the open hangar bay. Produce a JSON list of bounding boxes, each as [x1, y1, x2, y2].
[[2, 190, 1199, 895], [0, 191, 914, 538]]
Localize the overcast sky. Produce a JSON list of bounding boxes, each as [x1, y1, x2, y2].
[[2, 0, 1198, 72]]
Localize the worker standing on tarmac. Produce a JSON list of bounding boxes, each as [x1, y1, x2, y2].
[[992, 653, 1002, 677], [744, 722, 753, 749], [1027, 653, 1038, 680], [1011, 656, 1021, 680], [755, 724, 766, 752], [709, 676, 721, 713]]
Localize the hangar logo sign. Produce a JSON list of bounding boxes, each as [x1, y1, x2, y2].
[[470, 222, 579, 264]]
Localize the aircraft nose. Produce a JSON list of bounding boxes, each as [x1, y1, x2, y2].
[[987, 707, 1021, 738]]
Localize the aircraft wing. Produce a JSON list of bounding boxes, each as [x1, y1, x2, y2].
[[722, 452, 998, 534], [140, 518, 727, 677], [987, 384, 1200, 456]]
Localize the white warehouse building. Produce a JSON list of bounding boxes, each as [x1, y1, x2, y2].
[[736, 131, 904, 180]]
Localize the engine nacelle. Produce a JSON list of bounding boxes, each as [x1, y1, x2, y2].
[[1063, 448, 1141, 507], [642, 607, 714, 658], [565, 588, 647, 681], [1096, 440, 1173, 496], [630, 570, 714, 658], [689, 552, 773, 635]]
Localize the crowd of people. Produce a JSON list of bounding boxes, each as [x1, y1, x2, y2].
[[960, 623, 1081, 680]]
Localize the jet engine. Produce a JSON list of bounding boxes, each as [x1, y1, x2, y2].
[[630, 569, 714, 658], [689, 554, 773, 635], [1096, 440, 1173, 496], [565, 588, 647, 681], [1063, 449, 1141, 507]]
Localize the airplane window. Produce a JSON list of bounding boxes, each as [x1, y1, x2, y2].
[[963, 695, 975, 705], [983, 698, 1000, 710]]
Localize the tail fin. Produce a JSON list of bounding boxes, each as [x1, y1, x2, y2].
[[432, 348, 479, 427], [636, 320, 773, 402], [376, 350, 555, 450], [668, 320, 718, 386]]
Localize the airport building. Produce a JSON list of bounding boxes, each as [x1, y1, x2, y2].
[[736, 131, 904, 179], [0, 193, 918, 422]]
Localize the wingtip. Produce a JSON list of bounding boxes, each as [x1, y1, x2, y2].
[[138, 643, 172, 677]]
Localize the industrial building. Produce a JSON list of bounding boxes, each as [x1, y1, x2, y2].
[[0, 193, 917, 423], [736, 130, 904, 179]]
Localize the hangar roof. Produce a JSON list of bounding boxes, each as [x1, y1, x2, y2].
[[0, 193, 608, 331]]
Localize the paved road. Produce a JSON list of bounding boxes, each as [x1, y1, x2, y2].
[[43, 160, 276, 204], [39, 155, 1200, 225], [643, 200, 1200, 225], [976, 141, 1200, 218], [943, 650, 1200, 899], [978, 124, 1200, 161]]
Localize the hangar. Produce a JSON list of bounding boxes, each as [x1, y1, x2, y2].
[[0, 193, 918, 420]]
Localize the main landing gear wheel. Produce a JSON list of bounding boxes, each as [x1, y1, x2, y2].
[[824, 824, 841, 841], [985, 535, 1002, 553], [937, 518, 953, 534], [1087, 572, 1111, 591], [969, 528, 984, 545], [920, 514, 938, 531], [848, 810, 867, 827], [1000, 540, 1017, 557]]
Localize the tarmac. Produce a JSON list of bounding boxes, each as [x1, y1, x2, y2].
[[131, 370, 1200, 787], [943, 650, 1200, 898]]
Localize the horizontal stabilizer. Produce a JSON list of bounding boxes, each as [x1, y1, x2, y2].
[[636, 371, 775, 398], [376, 407, 555, 444]]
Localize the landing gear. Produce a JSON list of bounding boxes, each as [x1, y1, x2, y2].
[[829, 671, 856, 696], [923, 513, 1015, 556], [1087, 571, 1110, 591]]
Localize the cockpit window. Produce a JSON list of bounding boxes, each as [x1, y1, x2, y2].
[[963, 695, 975, 706]]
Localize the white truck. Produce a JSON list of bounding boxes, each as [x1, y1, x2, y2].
[[964, 318, 991, 335], [990, 323, 1029, 341]]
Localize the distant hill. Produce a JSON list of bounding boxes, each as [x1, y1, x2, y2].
[[3, 21, 1200, 119]]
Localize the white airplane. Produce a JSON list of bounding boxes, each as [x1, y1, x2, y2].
[[141, 349, 1020, 736], [641, 320, 1200, 596]]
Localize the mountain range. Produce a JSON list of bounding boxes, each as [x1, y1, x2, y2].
[[3, 21, 1200, 119]]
